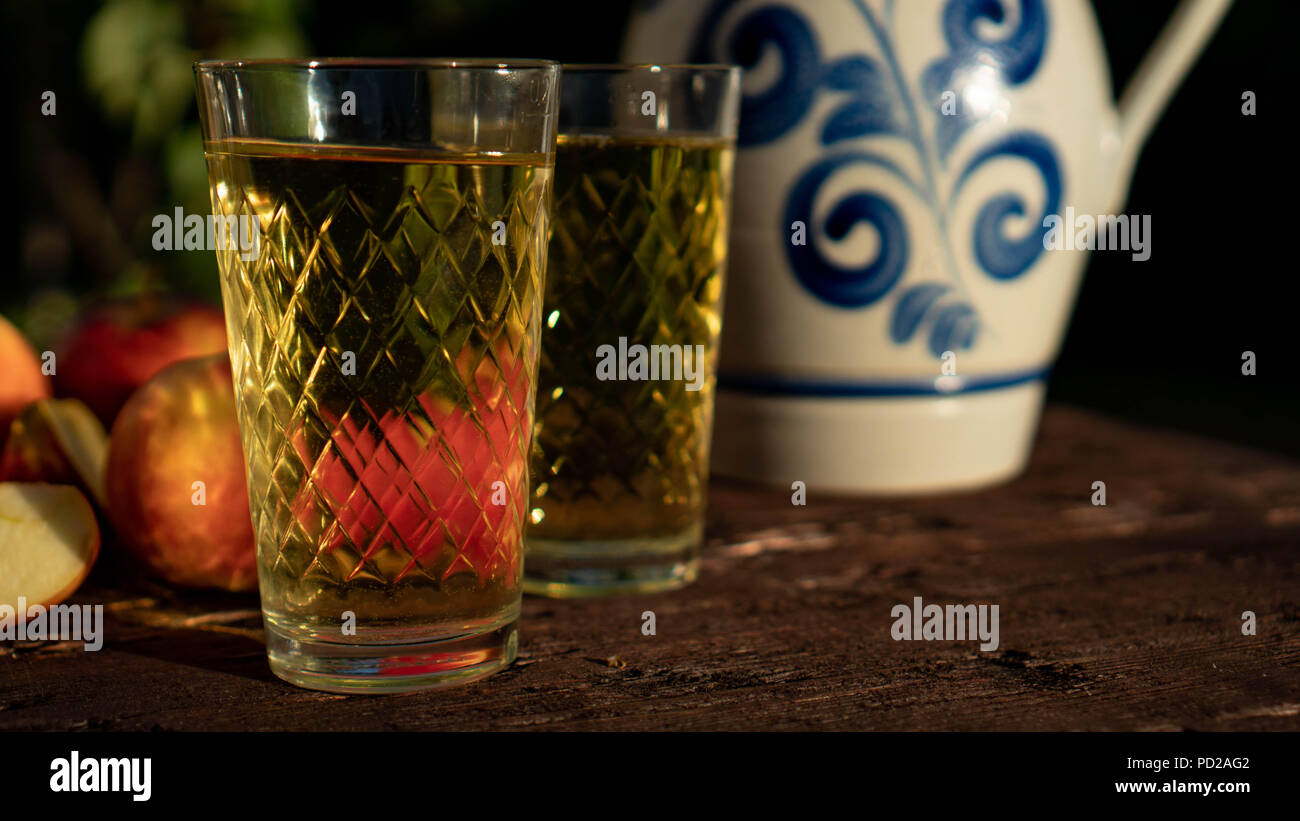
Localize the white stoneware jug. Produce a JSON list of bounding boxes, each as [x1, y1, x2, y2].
[[622, 0, 1232, 493]]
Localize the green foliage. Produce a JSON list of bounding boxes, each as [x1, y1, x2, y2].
[[82, 0, 192, 147], [76, 0, 309, 302]]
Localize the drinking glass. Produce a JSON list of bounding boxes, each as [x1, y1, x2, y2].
[[195, 58, 559, 692], [526, 64, 740, 596]]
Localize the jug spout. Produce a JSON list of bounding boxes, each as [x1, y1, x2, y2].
[[1109, 0, 1234, 210]]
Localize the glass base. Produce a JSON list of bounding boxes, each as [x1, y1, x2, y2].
[[523, 523, 701, 597], [264, 617, 518, 694]]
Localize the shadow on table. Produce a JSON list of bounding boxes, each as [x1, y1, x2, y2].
[[110, 621, 276, 684]]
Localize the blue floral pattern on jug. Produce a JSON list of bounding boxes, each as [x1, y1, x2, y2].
[[691, 0, 1064, 358]]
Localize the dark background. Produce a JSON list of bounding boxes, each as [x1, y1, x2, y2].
[[7, 0, 1295, 455]]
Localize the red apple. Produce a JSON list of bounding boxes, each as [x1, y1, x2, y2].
[[54, 297, 228, 426], [0, 314, 52, 449], [290, 339, 533, 584], [106, 354, 256, 591], [0, 483, 100, 610]]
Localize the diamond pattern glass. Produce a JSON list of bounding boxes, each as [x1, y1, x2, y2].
[[524, 64, 740, 597], [196, 59, 558, 692]]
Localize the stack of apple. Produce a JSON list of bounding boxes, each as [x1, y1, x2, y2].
[[0, 298, 258, 614]]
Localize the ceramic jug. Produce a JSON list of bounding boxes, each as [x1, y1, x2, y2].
[[622, 0, 1233, 493]]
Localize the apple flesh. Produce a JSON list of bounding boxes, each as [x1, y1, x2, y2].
[[0, 483, 100, 610], [0, 398, 109, 508], [54, 298, 228, 426], [0, 314, 53, 450], [106, 354, 257, 592]]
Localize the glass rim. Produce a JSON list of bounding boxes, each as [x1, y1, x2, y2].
[[559, 62, 739, 75], [194, 57, 560, 72]]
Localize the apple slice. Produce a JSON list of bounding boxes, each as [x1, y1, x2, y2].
[[0, 483, 100, 610], [0, 399, 109, 508]]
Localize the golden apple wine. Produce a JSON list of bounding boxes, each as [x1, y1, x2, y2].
[[205, 139, 550, 643], [527, 134, 733, 592]]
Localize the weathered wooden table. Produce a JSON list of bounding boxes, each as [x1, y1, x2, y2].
[[3, 404, 1297, 731]]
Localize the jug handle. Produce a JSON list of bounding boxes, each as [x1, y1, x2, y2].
[[1110, 0, 1234, 208]]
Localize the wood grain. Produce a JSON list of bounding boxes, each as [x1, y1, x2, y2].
[[2, 404, 1297, 731]]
